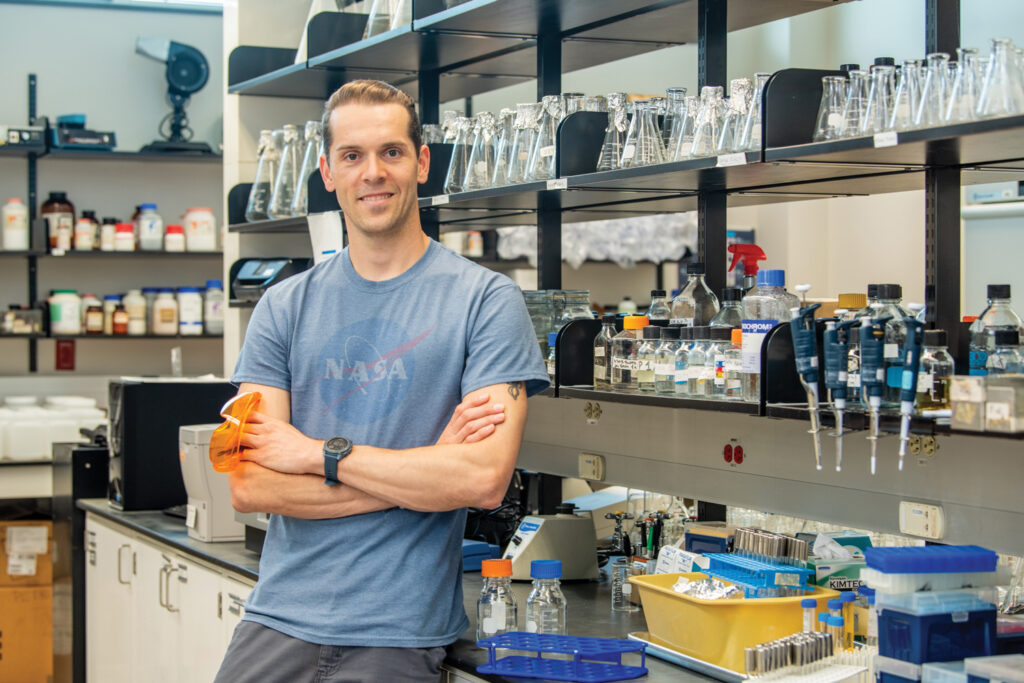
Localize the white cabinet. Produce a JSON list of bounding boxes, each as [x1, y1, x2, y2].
[[85, 517, 134, 683], [179, 556, 231, 683], [131, 538, 182, 683], [220, 574, 254, 646]]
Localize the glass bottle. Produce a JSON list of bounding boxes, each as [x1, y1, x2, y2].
[[444, 116, 473, 194], [597, 92, 629, 172], [690, 86, 724, 158], [717, 77, 751, 154], [986, 329, 1024, 375], [977, 38, 1024, 119], [946, 47, 980, 123], [442, 109, 461, 143], [814, 76, 849, 141], [708, 326, 733, 398], [969, 284, 1024, 375], [671, 262, 720, 327], [622, 99, 666, 168], [723, 328, 744, 400], [862, 65, 896, 134], [245, 129, 281, 222], [655, 326, 681, 395], [490, 108, 516, 187], [546, 332, 558, 381], [669, 95, 699, 161], [363, 0, 394, 38], [582, 95, 607, 112], [740, 270, 792, 402], [506, 102, 542, 185], [611, 315, 648, 392], [477, 559, 517, 641], [525, 560, 567, 635], [838, 70, 869, 138], [738, 73, 771, 152], [710, 287, 743, 328], [890, 60, 924, 131], [636, 326, 659, 393], [290, 120, 323, 217], [661, 87, 687, 148], [463, 112, 498, 191], [268, 124, 303, 219], [689, 326, 712, 398], [876, 284, 913, 408], [562, 92, 585, 116], [593, 314, 616, 390], [647, 289, 671, 325], [916, 329, 954, 412], [527, 95, 563, 181], [674, 326, 692, 395], [914, 53, 951, 128]]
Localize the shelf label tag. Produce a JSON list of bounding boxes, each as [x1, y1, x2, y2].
[[51, 249, 66, 257], [873, 131, 899, 148], [546, 178, 567, 191], [430, 194, 449, 206], [716, 152, 748, 167]]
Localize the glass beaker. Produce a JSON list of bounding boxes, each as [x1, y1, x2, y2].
[[890, 60, 924, 131], [690, 86, 724, 158], [444, 116, 473, 194], [442, 110, 462, 142], [977, 38, 1024, 118], [914, 52, 951, 128], [610, 558, 641, 612], [464, 112, 498, 191], [245, 129, 281, 222], [862, 65, 896, 134], [717, 77, 751, 154], [622, 99, 666, 167], [268, 124, 303, 219], [490, 108, 516, 187], [662, 87, 687, 148], [289, 120, 323, 217], [669, 95, 699, 160], [738, 72, 771, 152], [946, 48, 980, 122], [596, 92, 629, 172], [506, 102, 542, 185], [838, 70, 869, 137], [527, 95, 563, 181]]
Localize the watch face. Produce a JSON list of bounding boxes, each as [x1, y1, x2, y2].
[[326, 437, 351, 454]]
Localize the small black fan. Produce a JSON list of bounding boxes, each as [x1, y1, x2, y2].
[[135, 36, 213, 154]]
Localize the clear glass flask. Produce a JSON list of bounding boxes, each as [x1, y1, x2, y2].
[[662, 87, 687, 148], [593, 314, 616, 390], [647, 289, 671, 324], [838, 70, 869, 137], [690, 86, 725, 158], [689, 327, 712, 398], [611, 315, 648, 392], [582, 95, 608, 112], [525, 560, 567, 635], [442, 110, 461, 143], [596, 92, 630, 172], [862, 66, 895, 134], [738, 72, 771, 151], [709, 287, 743, 328], [289, 120, 323, 217], [490, 108, 516, 187], [268, 124, 303, 219], [946, 47, 981, 122], [814, 76, 848, 141], [527, 95, 563, 181], [463, 112, 498, 191], [890, 60, 924, 130], [717, 78, 752, 154], [444, 116, 473, 194], [669, 95, 699, 160], [388, 0, 411, 30], [914, 53, 951, 128], [674, 327, 692, 395], [622, 99, 666, 167], [245, 129, 280, 222], [506, 102, 542, 184], [363, 0, 394, 38], [562, 92, 585, 116], [977, 38, 1024, 118], [671, 262, 720, 327]]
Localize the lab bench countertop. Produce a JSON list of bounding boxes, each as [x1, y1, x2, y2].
[[77, 498, 714, 682]]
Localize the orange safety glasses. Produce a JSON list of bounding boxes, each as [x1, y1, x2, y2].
[[208, 391, 262, 473]]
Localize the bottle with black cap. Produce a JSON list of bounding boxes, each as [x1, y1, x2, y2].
[[986, 329, 1024, 376], [636, 326, 661, 393], [969, 284, 1024, 376], [593, 314, 617, 390], [710, 287, 743, 328], [647, 289, 671, 325], [917, 329, 955, 411], [670, 262, 720, 327], [877, 283, 913, 408]]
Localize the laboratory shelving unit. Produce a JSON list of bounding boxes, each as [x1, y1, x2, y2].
[[224, 0, 1024, 555]]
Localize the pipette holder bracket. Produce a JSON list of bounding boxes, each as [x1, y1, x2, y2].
[[762, 68, 847, 149]]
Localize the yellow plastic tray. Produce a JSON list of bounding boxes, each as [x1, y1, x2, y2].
[[629, 571, 840, 674]]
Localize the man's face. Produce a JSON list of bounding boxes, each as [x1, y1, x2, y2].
[[319, 102, 429, 238]]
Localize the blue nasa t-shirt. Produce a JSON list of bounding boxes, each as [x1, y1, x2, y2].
[[231, 239, 549, 647]]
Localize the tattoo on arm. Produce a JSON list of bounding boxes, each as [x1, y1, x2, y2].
[[506, 382, 522, 400]]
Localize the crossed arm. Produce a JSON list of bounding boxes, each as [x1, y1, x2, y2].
[[228, 381, 528, 519]]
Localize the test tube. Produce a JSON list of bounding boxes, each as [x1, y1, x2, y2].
[[866, 593, 878, 648], [840, 591, 856, 650], [801, 598, 817, 633], [817, 611, 829, 633], [827, 598, 842, 620], [828, 615, 844, 652]]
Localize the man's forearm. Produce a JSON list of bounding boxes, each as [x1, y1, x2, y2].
[[230, 461, 393, 519]]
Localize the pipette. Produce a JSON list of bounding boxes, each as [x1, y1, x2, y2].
[[789, 284, 823, 470], [898, 306, 926, 471], [823, 315, 857, 471], [860, 313, 892, 475]]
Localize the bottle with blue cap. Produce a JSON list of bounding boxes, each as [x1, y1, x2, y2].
[[546, 332, 558, 380], [740, 269, 793, 401], [801, 597, 818, 633], [204, 280, 224, 336], [137, 202, 164, 251], [525, 559, 567, 635]]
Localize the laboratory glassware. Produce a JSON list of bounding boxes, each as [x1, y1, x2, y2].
[[290, 120, 323, 217], [611, 315, 648, 392], [527, 95, 563, 181], [717, 78, 751, 153], [562, 92, 585, 116], [593, 314, 616, 390], [986, 329, 1024, 375], [914, 52, 951, 128], [444, 116, 473, 194], [946, 47, 981, 122], [525, 560, 567, 635], [740, 270, 792, 402], [969, 284, 1024, 375], [723, 328, 744, 400], [708, 326, 733, 398], [506, 102, 542, 184], [388, 0, 411, 30], [690, 86, 724, 158], [268, 124, 303, 219], [245, 129, 281, 222], [689, 327, 713, 398], [889, 60, 923, 130], [655, 326, 681, 395], [916, 329, 954, 412], [738, 72, 771, 151], [610, 558, 641, 612], [862, 66, 895, 134], [813, 76, 848, 141], [671, 262, 720, 327], [477, 559, 518, 640], [709, 287, 743, 328], [838, 70, 869, 137], [442, 110, 461, 142], [647, 289, 671, 324], [661, 87, 687, 148], [421, 124, 443, 144], [977, 37, 1024, 118], [636, 327, 659, 393], [874, 284, 912, 408], [669, 95, 699, 160], [463, 112, 498, 191], [582, 95, 608, 112], [622, 99, 666, 168], [490, 108, 516, 187], [363, 0, 392, 38], [596, 92, 629, 172], [674, 327, 692, 395]]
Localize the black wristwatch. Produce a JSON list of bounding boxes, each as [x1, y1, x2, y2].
[[323, 437, 353, 487]]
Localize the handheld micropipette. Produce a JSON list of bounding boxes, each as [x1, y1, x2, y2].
[[898, 309, 926, 470], [823, 315, 857, 471], [789, 285, 823, 470], [860, 314, 892, 475]]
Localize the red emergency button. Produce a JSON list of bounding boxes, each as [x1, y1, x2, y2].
[[734, 446, 744, 464], [723, 444, 733, 462]]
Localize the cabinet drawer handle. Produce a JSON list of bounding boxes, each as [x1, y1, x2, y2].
[[227, 593, 245, 616], [117, 545, 131, 585], [164, 567, 180, 613]]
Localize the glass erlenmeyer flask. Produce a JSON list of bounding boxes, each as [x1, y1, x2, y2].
[[364, 0, 393, 38], [422, 124, 444, 144], [527, 95, 563, 181], [388, 0, 411, 30], [890, 60, 923, 131], [662, 87, 687, 148], [490, 108, 516, 187], [623, 99, 666, 167], [562, 92, 585, 117], [690, 86, 724, 158], [862, 65, 895, 134], [444, 116, 472, 194], [946, 48, 980, 122], [442, 110, 461, 142], [506, 103, 541, 185], [717, 77, 751, 153], [738, 72, 770, 152], [464, 112, 498, 191], [290, 120, 323, 217], [245, 129, 280, 222], [838, 69, 869, 137], [977, 38, 1024, 119], [596, 92, 629, 172], [914, 52, 951, 128], [582, 95, 607, 112], [669, 95, 698, 160], [268, 124, 303, 219]]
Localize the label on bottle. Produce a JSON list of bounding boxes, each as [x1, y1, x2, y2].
[[637, 359, 653, 372], [593, 365, 606, 380], [714, 353, 727, 385], [873, 131, 899, 148], [611, 358, 640, 371], [670, 317, 693, 327], [482, 600, 505, 635], [539, 145, 555, 158], [621, 144, 636, 161], [655, 363, 673, 377], [546, 359, 555, 376], [674, 368, 688, 384], [827, 113, 843, 129], [847, 372, 860, 389], [884, 343, 900, 359], [594, 347, 605, 357], [917, 371, 934, 393], [741, 319, 778, 373]]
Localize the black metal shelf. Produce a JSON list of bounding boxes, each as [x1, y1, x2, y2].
[[228, 299, 256, 308], [558, 386, 760, 414], [40, 249, 222, 258], [42, 149, 221, 163], [228, 215, 310, 234], [0, 144, 45, 157], [0, 250, 46, 257], [45, 334, 223, 340]]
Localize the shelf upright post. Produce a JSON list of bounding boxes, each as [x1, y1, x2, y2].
[[535, 23, 562, 291], [28, 73, 39, 373], [419, 68, 441, 241], [924, 0, 961, 353], [697, 0, 727, 296]]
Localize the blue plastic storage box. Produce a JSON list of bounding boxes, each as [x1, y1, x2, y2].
[[864, 546, 998, 574], [879, 606, 997, 665], [876, 655, 922, 683]]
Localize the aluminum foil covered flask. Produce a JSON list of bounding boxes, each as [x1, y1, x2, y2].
[[596, 92, 629, 172], [527, 95, 563, 181], [505, 102, 542, 185], [289, 120, 323, 217]]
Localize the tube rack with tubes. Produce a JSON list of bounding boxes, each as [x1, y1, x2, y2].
[[702, 553, 815, 598], [733, 528, 810, 567]]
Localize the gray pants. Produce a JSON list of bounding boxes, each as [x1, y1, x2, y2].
[[214, 620, 448, 683]]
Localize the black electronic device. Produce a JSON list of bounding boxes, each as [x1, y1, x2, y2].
[[0, 123, 45, 150], [48, 113, 116, 150], [135, 36, 213, 154], [230, 257, 312, 303]]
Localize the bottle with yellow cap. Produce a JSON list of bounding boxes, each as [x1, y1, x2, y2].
[[477, 559, 517, 641], [611, 315, 649, 392]]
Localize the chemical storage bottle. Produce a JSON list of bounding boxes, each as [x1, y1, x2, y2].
[[647, 289, 671, 325], [740, 270, 791, 402], [152, 289, 178, 336], [525, 560, 567, 635], [688, 326, 712, 398], [986, 329, 1024, 375], [2, 198, 30, 250], [122, 289, 147, 336], [709, 287, 743, 328], [654, 326, 681, 394], [707, 327, 733, 398], [477, 559, 517, 641], [593, 314, 616, 390], [674, 326, 692, 395], [41, 191, 74, 250], [546, 332, 558, 380], [610, 315, 648, 392], [969, 284, 1024, 376], [916, 329, 954, 412], [617, 295, 638, 314], [846, 286, 878, 404], [723, 328, 744, 400], [877, 284, 912, 408], [636, 326, 659, 393], [204, 280, 225, 336], [137, 203, 164, 251], [671, 263, 719, 327]]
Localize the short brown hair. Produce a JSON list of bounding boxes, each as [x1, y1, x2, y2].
[[321, 80, 422, 163]]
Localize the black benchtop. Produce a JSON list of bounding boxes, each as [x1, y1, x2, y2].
[[79, 498, 713, 682]]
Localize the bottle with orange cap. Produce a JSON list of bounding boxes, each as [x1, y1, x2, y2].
[[477, 558, 518, 641], [610, 315, 649, 392]]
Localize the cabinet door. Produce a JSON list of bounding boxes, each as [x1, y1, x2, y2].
[[178, 557, 227, 683], [85, 517, 134, 683], [130, 539, 181, 683], [220, 575, 254, 648]]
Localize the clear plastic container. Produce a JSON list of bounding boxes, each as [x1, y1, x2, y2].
[[477, 559, 518, 640], [204, 280, 224, 336], [137, 203, 164, 251], [525, 560, 567, 635], [593, 314, 616, 390], [671, 262, 720, 327]]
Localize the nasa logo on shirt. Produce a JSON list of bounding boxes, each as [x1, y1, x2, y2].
[[316, 318, 430, 424]]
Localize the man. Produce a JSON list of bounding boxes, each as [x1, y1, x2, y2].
[[214, 79, 549, 682]]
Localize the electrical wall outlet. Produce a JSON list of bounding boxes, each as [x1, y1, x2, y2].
[[578, 453, 605, 481], [899, 501, 945, 540]]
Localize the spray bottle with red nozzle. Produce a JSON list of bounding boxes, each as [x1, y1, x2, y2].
[[728, 244, 767, 292]]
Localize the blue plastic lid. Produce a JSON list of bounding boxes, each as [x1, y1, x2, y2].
[[140, 203, 157, 211], [531, 560, 562, 579], [829, 616, 844, 627], [205, 280, 223, 290], [757, 269, 785, 287], [158, 288, 174, 293], [178, 287, 200, 294], [827, 599, 842, 610], [863, 545, 998, 574], [103, 294, 121, 301], [840, 591, 856, 603], [141, 287, 159, 294], [818, 613, 829, 623], [857, 585, 875, 597], [548, 332, 558, 346], [801, 598, 817, 608]]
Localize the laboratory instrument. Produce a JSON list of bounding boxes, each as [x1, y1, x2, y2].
[[789, 284, 823, 470], [897, 313, 925, 470], [823, 315, 857, 471], [47, 113, 116, 151], [230, 257, 312, 303], [860, 314, 892, 475], [179, 423, 245, 542], [503, 509, 599, 581]]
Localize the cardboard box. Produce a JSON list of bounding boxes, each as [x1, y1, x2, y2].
[[0, 521, 52, 587], [0, 585, 53, 683], [809, 558, 866, 593]]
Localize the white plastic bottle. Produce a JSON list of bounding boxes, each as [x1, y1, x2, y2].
[[137, 203, 164, 251], [152, 289, 178, 335], [177, 287, 203, 336], [184, 207, 217, 252], [2, 198, 30, 251], [49, 290, 82, 335], [102, 295, 122, 335], [203, 280, 224, 335], [123, 289, 147, 336], [740, 269, 791, 402]]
